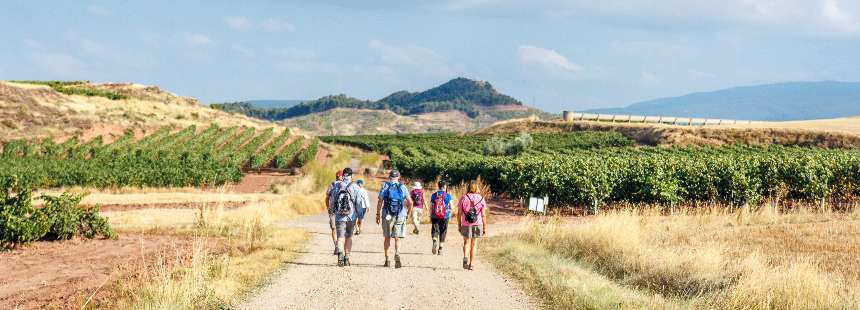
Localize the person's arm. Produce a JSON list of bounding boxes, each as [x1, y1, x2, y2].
[[481, 198, 488, 234], [456, 195, 464, 226], [376, 185, 385, 224], [405, 186, 414, 220]]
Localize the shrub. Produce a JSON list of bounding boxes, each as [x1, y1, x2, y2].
[[0, 176, 115, 248], [483, 133, 533, 156]]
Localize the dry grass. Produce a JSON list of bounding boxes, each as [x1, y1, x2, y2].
[[485, 205, 860, 309], [103, 147, 344, 308]]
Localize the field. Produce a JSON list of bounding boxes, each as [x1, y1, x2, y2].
[[484, 207, 860, 309], [323, 132, 860, 210], [0, 125, 318, 188]]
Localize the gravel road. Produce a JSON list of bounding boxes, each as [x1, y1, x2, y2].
[[239, 191, 534, 310]]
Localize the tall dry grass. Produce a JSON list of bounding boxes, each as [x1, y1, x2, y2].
[[110, 156, 337, 308], [485, 205, 860, 309]]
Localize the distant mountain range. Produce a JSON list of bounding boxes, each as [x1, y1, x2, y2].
[[212, 78, 529, 120], [586, 81, 860, 121]]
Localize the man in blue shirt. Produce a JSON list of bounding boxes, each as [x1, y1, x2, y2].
[[376, 170, 413, 268], [331, 168, 364, 267]]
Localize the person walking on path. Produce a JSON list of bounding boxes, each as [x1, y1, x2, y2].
[[330, 168, 364, 267], [410, 181, 426, 235], [429, 180, 452, 255], [376, 170, 413, 268], [457, 181, 488, 271], [325, 170, 344, 255], [354, 179, 371, 235]]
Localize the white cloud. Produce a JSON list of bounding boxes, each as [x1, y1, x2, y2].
[[183, 32, 212, 46], [225, 16, 252, 29], [640, 71, 660, 85], [517, 45, 583, 74], [86, 5, 111, 16], [262, 18, 296, 32], [820, 0, 860, 33], [368, 40, 459, 78], [31, 53, 85, 76]]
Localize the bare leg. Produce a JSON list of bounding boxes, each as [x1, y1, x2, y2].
[[383, 237, 391, 259], [469, 237, 479, 268], [394, 237, 401, 255], [345, 237, 353, 255]]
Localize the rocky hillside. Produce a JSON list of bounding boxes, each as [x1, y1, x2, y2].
[[214, 77, 556, 135], [0, 81, 272, 141]]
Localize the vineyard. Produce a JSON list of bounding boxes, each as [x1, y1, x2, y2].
[[323, 132, 860, 209], [0, 125, 319, 189]]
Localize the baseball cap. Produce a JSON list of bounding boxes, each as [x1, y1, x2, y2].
[[342, 167, 353, 177], [356, 179, 364, 186], [389, 170, 400, 179], [335, 170, 343, 178]]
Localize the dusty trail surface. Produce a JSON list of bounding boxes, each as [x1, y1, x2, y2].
[[240, 191, 533, 310]]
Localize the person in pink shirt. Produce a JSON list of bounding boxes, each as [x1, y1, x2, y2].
[[457, 181, 488, 270]]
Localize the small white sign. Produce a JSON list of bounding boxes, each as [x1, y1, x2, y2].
[[528, 196, 549, 213]]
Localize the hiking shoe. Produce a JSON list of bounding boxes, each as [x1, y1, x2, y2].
[[462, 257, 469, 269], [437, 247, 443, 255], [394, 255, 402, 269], [384, 259, 390, 267], [337, 253, 345, 267], [344, 257, 351, 267], [432, 240, 438, 255]]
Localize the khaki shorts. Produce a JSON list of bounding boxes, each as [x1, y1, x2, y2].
[[459, 225, 483, 238], [336, 221, 356, 238], [381, 216, 406, 238]]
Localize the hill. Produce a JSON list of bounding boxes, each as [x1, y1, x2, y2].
[[212, 77, 529, 120], [0, 80, 274, 141], [244, 99, 306, 108], [586, 81, 860, 121]]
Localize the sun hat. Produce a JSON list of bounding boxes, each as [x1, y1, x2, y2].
[[413, 181, 422, 189], [356, 179, 364, 186]]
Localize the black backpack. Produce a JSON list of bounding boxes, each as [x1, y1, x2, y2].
[[334, 182, 354, 216], [464, 195, 483, 224]]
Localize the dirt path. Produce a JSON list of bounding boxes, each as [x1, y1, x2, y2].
[[239, 192, 534, 310]]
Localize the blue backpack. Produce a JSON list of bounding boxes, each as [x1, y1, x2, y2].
[[383, 182, 405, 216]]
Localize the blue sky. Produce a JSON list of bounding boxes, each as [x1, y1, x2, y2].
[[3, 0, 860, 112]]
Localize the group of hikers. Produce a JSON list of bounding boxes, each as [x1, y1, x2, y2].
[[325, 168, 488, 270]]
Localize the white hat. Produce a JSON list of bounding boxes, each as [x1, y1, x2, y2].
[[413, 181, 423, 189]]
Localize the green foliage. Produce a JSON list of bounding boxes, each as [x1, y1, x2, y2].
[[296, 139, 319, 167], [0, 176, 114, 248], [0, 125, 315, 189], [211, 77, 523, 120], [483, 133, 533, 156], [324, 133, 860, 209], [11, 80, 127, 100]]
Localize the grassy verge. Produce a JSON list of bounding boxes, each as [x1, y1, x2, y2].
[[484, 206, 860, 309], [100, 146, 351, 308]]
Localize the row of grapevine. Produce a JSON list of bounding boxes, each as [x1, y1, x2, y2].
[[0, 126, 316, 189], [324, 133, 860, 208]]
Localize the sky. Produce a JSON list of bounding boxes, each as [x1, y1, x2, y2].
[[3, 0, 860, 112]]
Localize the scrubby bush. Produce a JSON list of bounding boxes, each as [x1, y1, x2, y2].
[[483, 133, 533, 156], [0, 176, 115, 248]]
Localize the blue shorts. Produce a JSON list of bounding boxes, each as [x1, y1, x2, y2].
[[356, 207, 367, 219]]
